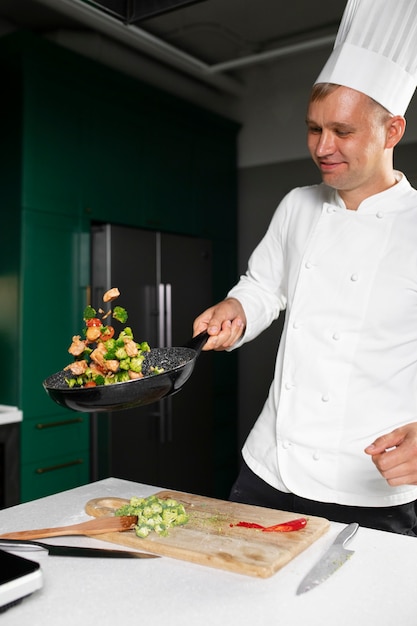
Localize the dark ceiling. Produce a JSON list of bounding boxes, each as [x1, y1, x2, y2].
[[0, 0, 346, 71]]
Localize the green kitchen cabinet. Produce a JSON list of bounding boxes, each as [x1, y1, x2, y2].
[[20, 210, 90, 416], [0, 207, 91, 501], [20, 415, 90, 502], [16, 209, 90, 501], [0, 31, 239, 503]]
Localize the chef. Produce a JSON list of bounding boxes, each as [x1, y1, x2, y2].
[[193, 0, 417, 534]]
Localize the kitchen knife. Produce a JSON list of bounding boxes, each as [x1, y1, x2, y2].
[[0, 539, 160, 559], [296, 522, 359, 595]]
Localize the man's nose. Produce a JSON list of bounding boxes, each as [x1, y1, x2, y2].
[[315, 131, 335, 156]]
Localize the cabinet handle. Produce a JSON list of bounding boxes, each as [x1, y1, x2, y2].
[[36, 459, 84, 474], [36, 418, 84, 430]]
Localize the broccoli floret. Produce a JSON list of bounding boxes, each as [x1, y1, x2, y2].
[[176, 512, 189, 526], [162, 508, 178, 525], [139, 341, 151, 353], [104, 338, 116, 351], [112, 371, 129, 383], [135, 525, 151, 538], [113, 306, 128, 324], [151, 502, 163, 514], [103, 348, 117, 360], [81, 347, 93, 359], [114, 504, 130, 517], [142, 506, 153, 518], [129, 356, 144, 373], [118, 358, 131, 371], [119, 327, 133, 340], [130, 497, 146, 507], [164, 499, 179, 507], [154, 524, 168, 536], [83, 305, 96, 320], [115, 346, 128, 360], [145, 516, 161, 529]]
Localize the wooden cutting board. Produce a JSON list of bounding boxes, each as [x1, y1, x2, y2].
[[85, 490, 330, 578]]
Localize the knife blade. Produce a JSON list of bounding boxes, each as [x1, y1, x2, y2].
[[0, 539, 160, 559], [296, 522, 359, 595]]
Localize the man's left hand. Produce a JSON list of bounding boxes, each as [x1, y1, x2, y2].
[[365, 422, 417, 486]]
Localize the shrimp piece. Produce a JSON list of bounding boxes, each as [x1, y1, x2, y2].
[[68, 335, 87, 357], [90, 362, 105, 376], [65, 360, 88, 375], [90, 347, 106, 369], [124, 339, 139, 357], [129, 370, 143, 380], [86, 326, 101, 342], [105, 359, 120, 373], [103, 287, 120, 302]]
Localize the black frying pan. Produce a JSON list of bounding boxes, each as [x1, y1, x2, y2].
[[43, 331, 209, 413]]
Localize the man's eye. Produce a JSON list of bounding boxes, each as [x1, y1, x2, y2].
[[308, 127, 321, 134]]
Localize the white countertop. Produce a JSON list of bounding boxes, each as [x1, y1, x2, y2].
[[0, 405, 22, 426], [1, 477, 416, 625]]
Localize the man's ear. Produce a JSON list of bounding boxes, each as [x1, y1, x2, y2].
[[386, 115, 406, 149]]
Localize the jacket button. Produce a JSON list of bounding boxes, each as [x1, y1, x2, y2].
[[332, 332, 341, 341], [350, 273, 359, 282], [313, 450, 320, 460], [321, 394, 330, 402]]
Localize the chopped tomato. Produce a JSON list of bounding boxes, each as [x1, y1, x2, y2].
[[83, 381, 97, 388], [100, 325, 115, 340], [86, 317, 102, 327]]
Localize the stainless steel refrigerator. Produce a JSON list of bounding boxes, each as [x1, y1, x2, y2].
[[90, 223, 214, 495]]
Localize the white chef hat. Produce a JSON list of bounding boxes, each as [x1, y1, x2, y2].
[[315, 0, 417, 115]]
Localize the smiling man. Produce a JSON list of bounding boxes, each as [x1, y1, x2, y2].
[[192, 0, 417, 535], [306, 84, 405, 210]]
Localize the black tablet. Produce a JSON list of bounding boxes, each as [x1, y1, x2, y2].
[[0, 549, 43, 613]]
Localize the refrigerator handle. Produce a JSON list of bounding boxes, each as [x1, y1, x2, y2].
[[157, 284, 173, 442], [165, 283, 172, 348], [158, 283, 165, 347], [165, 284, 173, 441]]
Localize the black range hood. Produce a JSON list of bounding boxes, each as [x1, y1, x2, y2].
[[85, 0, 207, 23]]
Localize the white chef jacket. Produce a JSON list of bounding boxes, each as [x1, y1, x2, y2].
[[228, 172, 417, 507]]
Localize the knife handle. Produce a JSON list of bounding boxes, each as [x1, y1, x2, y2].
[[334, 522, 359, 547]]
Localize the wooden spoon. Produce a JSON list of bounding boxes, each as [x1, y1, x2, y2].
[[0, 515, 137, 540]]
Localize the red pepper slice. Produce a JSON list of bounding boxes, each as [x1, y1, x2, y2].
[[231, 517, 307, 532], [234, 521, 265, 529], [262, 517, 307, 532]]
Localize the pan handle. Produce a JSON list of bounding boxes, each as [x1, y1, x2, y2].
[[183, 331, 209, 353]]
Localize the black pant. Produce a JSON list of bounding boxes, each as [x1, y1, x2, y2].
[[229, 460, 417, 536]]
